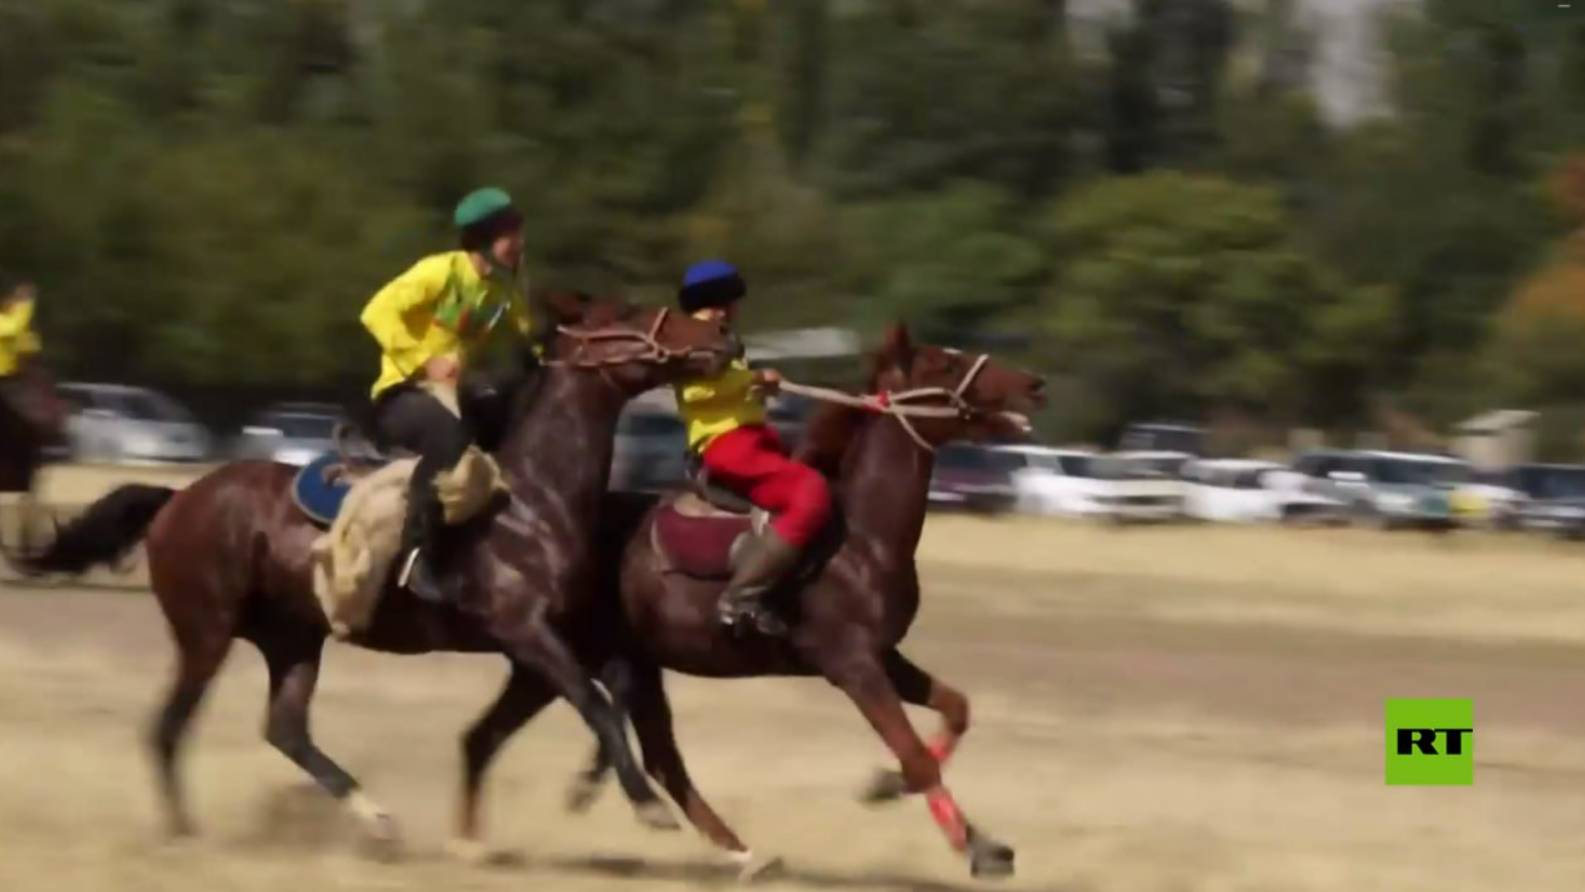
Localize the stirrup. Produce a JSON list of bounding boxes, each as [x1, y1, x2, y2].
[[397, 546, 448, 604], [397, 548, 421, 589], [717, 596, 787, 637]]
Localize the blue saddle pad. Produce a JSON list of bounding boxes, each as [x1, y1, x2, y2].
[[292, 452, 359, 527]]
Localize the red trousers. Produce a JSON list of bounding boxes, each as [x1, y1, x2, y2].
[[700, 424, 831, 547]]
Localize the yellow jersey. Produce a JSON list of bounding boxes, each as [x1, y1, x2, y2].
[[674, 356, 767, 452], [360, 251, 534, 399], [0, 298, 41, 377]]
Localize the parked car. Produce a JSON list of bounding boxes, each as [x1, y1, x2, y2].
[[232, 402, 346, 467], [611, 406, 688, 493], [1293, 449, 1468, 530], [928, 443, 1024, 514], [1507, 463, 1585, 539], [57, 382, 212, 464], [1182, 459, 1344, 525], [1110, 449, 1195, 480], [1453, 469, 1528, 530], [1008, 446, 1182, 521]]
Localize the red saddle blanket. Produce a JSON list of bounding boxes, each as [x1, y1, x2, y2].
[[652, 494, 758, 579]]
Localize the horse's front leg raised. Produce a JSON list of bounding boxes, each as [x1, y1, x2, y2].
[[813, 646, 1014, 879], [860, 647, 971, 804]]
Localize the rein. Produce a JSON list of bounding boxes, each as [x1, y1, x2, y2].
[[778, 354, 1012, 453], [548, 308, 703, 370]]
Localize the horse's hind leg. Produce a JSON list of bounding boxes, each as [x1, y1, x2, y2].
[[627, 662, 781, 875], [562, 659, 764, 874], [254, 630, 398, 852], [860, 648, 971, 805], [501, 619, 677, 832], [450, 660, 555, 858], [150, 630, 233, 837]]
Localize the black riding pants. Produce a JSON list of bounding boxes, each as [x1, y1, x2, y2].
[[372, 385, 470, 522]]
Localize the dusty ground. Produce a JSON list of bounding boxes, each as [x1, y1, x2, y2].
[[1, 468, 1584, 891]]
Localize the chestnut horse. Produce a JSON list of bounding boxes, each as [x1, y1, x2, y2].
[[457, 325, 1045, 878], [16, 292, 734, 850]]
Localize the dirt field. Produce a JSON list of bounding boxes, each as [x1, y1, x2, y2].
[[3, 468, 1585, 891]]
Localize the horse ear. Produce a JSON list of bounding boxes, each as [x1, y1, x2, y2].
[[880, 322, 914, 365], [541, 290, 589, 325]]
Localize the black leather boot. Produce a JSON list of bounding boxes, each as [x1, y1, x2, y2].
[[396, 485, 450, 604], [717, 528, 800, 636]]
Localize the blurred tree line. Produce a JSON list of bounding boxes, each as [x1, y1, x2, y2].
[[3, 0, 1585, 447]]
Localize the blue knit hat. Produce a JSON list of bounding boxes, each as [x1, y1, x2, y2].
[[679, 260, 746, 313]]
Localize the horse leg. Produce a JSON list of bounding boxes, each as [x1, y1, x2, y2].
[[450, 660, 555, 859], [255, 631, 399, 852], [860, 648, 970, 805], [565, 657, 631, 814], [626, 661, 786, 877], [501, 618, 677, 832], [562, 658, 768, 876], [818, 649, 1014, 878], [149, 631, 233, 837]]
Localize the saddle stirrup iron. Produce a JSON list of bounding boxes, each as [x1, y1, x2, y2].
[[717, 529, 800, 636]]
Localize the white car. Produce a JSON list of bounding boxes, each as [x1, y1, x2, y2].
[[1005, 445, 1183, 521], [57, 382, 212, 464], [1183, 459, 1344, 524], [232, 403, 345, 467]]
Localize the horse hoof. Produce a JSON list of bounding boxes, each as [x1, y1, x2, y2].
[[444, 837, 524, 866], [565, 776, 602, 814], [967, 827, 1015, 879], [728, 850, 785, 883], [859, 768, 908, 805], [634, 798, 680, 832], [444, 837, 490, 865], [163, 816, 198, 840], [360, 814, 404, 862]]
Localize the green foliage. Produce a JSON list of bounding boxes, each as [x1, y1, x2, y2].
[[0, 0, 1583, 449], [1039, 172, 1389, 434]]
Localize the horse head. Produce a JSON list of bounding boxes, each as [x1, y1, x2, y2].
[[866, 323, 1046, 447], [540, 290, 734, 394]]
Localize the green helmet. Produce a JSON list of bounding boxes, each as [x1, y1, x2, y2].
[[453, 187, 516, 229]]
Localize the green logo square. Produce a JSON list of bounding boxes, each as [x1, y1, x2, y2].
[[1385, 698, 1473, 786]]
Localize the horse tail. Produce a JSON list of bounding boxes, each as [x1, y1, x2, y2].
[[14, 484, 176, 577]]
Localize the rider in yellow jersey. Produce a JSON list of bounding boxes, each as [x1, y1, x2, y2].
[[674, 261, 831, 636], [360, 187, 534, 604], [0, 274, 43, 423]]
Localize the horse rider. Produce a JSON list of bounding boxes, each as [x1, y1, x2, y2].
[[674, 260, 832, 636], [360, 187, 535, 605], [0, 273, 43, 426]]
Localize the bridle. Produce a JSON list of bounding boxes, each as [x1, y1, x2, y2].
[[548, 307, 720, 371], [780, 353, 1018, 453]]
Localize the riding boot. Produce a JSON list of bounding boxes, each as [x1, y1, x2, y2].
[[396, 483, 450, 605], [717, 528, 801, 637]]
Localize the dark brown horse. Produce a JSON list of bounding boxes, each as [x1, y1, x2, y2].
[[0, 357, 68, 558], [456, 325, 1046, 878], [15, 292, 735, 851]]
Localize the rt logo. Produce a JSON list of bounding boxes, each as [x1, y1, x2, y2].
[[1385, 698, 1473, 786]]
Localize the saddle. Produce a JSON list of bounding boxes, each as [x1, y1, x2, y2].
[[293, 364, 537, 527], [290, 424, 400, 528], [651, 456, 841, 584]]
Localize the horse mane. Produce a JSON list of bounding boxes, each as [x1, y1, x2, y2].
[[796, 401, 871, 478], [793, 349, 895, 478]]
